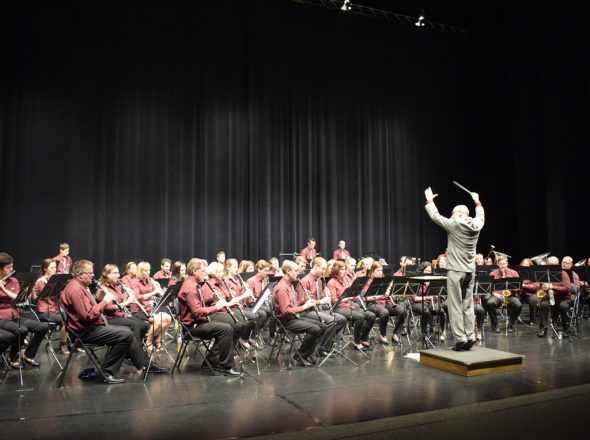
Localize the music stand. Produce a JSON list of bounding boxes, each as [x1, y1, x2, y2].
[[389, 277, 420, 343], [530, 265, 563, 338], [154, 278, 170, 290], [474, 275, 493, 342], [329, 277, 370, 360], [403, 275, 447, 353], [239, 271, 257, 282]]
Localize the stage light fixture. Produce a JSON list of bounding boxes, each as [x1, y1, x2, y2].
[[415, 15, 425, 27], [341, 0, 351, 11]]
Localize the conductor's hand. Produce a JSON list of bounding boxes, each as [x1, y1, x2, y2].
[[102, 291, 115, 304], [424, 187, 438, 202], [471, 192, 480, 203]]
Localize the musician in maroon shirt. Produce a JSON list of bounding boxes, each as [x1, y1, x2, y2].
[[483, 256, 522, 333], [355, 257, 373, 277], [345, 257, 357, 285], [201, 262, 256, 349], [332, 240, 351, 261], [96, 264, 149, 343], [167, 261, 187, 288], [120, 261, 137, 288], [247, 259, 275, 341], [177, 258, 240, 376], [60, 260, 167, 383], [132, 261, 172, 352], [328, 260, 375, 350], [538, 256, 573, 337], [272, 260, 324, 365], [365, 262, 406, 344], [32, 258, 71, 354], [300, 237, 317, 262], [518, 258, 539, 324], [411, 264, 449, 342], [52, 243, 73, 274], [0, 252, 49, 367], [297, 257, 346, 356], [153, 258, 172, 280]]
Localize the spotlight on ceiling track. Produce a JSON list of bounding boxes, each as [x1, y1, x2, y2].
[[415, 15, 425, 27], [341, 0, 351, 12]]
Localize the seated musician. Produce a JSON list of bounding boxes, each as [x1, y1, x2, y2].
[[177, 258, 240, 376], [268, 257, 284, 277], [31, 258, 70, 354], [60, 260, 167, 384], [411, 263, 448, 342], [167, 261, 187, 288], [152, 258, 172, 280], [355, 257, 373, 277], [332, 240, 351, 261], [328, 260, 375, 350], [295, 256, 309, 273], [345, 257, 357, 284], [246, 259, 275, 343], [300, 237, 317, 262], [519, 258, 539, 324], [120, 261, 137, 288], [223, 258, 264, 346], [0, 252, 49, 368], [483, 256, 522, 333], [475, 253, 485, 266], [562, 256, 581, 298], [131, 261, 172, 352], [272, 260, 325, 366], [298, 257, 346, 356], [201, 262, 256, 349], [238, 260, 255, 274], [95, 264, 149, 344], [365, 262, 406, 345], [538, 256, 573, 337]]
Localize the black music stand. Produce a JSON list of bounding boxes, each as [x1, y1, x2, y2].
[[476, 265, 493, 276], [402, 275, 447, 354], [143, 282, 182, 381], [530, 265, 563, 339], [389, 277, 420, 342], [474, 275, 493, 342], [239, 271, 257, 282], [154, 278, 170, 290], [330, 277, 370, 360], [424, 280, 447, 347]]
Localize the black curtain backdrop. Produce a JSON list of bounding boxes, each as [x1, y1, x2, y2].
[[1, 0, 588, 270]]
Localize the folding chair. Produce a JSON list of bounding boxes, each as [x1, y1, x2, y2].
[[171, 321, 217, 376]]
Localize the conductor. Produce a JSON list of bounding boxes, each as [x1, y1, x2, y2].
[[424, 186, 485, 351]]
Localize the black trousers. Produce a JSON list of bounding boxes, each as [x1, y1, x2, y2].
[[280, 316, 324, 358], [78, 324, 149, 374], [108, 317, 150, 342], [0, 328, 16, 357], [483, 295, 522, 326], [411, 302, 446, 334], [37, 312, 63, 325], [211, 312, 256, 342], [539, 299, 571, 331], [0, 317, 49, 360], [335, 307, 376, 343], [300, 310, 345, 351], [189, 320, 235, 369]]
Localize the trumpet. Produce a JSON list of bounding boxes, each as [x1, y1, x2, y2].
[[118, 281, 150, 317], [206, 281, 238, 323]]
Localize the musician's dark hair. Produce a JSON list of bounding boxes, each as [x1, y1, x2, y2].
[[40, 258, 55, 275], [0, 252, 14, 269]]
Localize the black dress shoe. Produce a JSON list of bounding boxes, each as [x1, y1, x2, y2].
[[99, 374, 125, 384], [492, 325, 500, 333], [537, 328, 547, 337], [463, 340, 475, 351], [218, 367, 242, 377], [452, 341, 467, 351], [304, 355, 317, 365], [317, 349, 330, 357], [144, 363, 169, 374], [293, 354, 312, 367], [507, 325, 515, 333], [400, 329, 407, 336]]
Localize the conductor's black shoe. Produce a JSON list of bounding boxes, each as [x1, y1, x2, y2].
[[463, 340, 475, 351], [144, 363, 169, 374], [218, 367, 242, 377], [99, 374, 125, 384], [293, 354, 312, 367], [537, 328, 547, 337], [452, 341, 467, 351]]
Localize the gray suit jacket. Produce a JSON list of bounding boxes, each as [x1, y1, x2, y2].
[[425, 202, 485, 273]]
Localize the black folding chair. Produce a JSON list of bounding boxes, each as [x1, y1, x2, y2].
[[171, 321, 217, 376], [57, 303, 110, 388]]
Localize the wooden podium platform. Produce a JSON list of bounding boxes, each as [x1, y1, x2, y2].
[[419, 346, 523, 376]]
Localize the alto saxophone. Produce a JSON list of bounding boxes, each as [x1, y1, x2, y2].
[[501, 290, 512, 308]]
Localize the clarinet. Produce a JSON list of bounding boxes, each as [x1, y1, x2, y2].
[[296, 280, 324, 323], [118, 281, 150, 318], [98, 281, 132, 317], [222, 278, 247, 320], [205, 281, 238, 323]]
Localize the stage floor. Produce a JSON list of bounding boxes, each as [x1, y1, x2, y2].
[[2, 316, 590, 439]]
